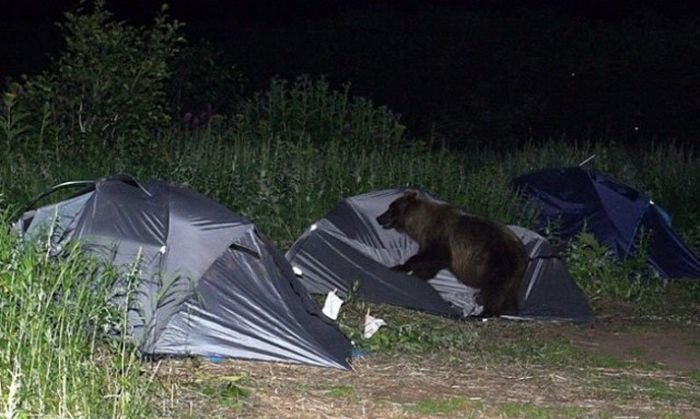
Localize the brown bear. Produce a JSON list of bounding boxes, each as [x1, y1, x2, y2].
[[376, 189, 528, 316]]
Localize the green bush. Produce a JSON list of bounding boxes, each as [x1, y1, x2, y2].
[[566, 230, 665, 309], [17, 0, 184, 155], [234, 76, 407, 147]]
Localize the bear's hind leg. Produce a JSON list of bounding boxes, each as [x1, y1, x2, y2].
[[476, 281, 509, 317]]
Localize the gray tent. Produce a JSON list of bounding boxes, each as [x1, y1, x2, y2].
[[286, 188, 593, 324], [14, 175, 351, 369]]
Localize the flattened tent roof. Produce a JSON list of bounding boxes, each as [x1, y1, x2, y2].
[[513, 166, 700, 280], [286, 188, 593, 324], [15, 175, 352, 369]]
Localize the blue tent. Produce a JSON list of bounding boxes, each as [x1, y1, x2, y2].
[[513, 166, 700, 280]]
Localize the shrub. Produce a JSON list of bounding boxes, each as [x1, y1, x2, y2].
[[233, 76, 407, 147], [566, 229, 665, 309], [17, 0, 184, 155]]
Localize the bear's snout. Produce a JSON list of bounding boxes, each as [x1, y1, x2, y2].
[[376, 212, 395, 229]]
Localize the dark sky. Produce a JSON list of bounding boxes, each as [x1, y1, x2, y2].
[[2, 0, 697, 79]]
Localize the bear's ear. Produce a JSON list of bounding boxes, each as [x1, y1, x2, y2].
[[404, 188, 420, 200]]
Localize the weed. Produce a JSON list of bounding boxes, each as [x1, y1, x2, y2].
[[483, 333, 580, 367], [192, 381, 250, 409], [409, 397, 480, 416], [336, 301, 479, 354], [325, 385, 353, 398], [689, 370, 700, 384], [586, 354, 638, 370], [593, 375, 699, 405], [497, 402, 587, 418], [0, 221, 153, 417], [567, 230, 666, 310], [17, 0, 184, 157]]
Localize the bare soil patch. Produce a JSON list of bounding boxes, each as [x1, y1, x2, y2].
[[570, 315, 700, 371]]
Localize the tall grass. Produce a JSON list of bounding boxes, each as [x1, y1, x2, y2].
[[2, 77, 699, 249], [0, 222, 154, 417]]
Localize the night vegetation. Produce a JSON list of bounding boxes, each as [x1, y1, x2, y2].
[[1, 1, 698, 416]]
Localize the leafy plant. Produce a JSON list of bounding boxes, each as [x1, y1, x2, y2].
[[497, 403, 587, 418], [234, 75, 406, 147], [335, 300, 479, 354], [1, 83, 31, 151], [18, 0, 184, 156], [409, 397, 479, 416], [192, 381, 250, 409], [566, 229, 665, 309]]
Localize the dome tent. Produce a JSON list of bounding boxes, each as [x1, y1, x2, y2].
[[513, 166, 700, 280], [14, 175, 351, 369], [286, 188, 593, 324]]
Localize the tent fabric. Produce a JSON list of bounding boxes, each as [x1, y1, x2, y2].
[[513, 167, 700, 280], [14, 175, 352, 369], [286, 188, 593, 324]]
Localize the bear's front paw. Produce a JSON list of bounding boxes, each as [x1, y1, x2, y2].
[[390, 264, 409, 272]]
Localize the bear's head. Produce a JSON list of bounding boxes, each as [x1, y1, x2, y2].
[[376, 189, 421, 231]]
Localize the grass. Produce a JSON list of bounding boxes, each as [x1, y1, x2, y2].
[[496, 402, 587, 418], [586, 353, 645, 370], [335, 300, 481, 354], [689, 370, 700, 384], [0, 225, 153, 417], [408, 397, 481, 416], [325, 385, 353, 398], [192, 381, 250, 408], [2, 103, 699, 417], [594, 375, 693, 403]]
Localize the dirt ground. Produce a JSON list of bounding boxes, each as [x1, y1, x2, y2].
[[570, 315, 700, 372], [151, 307, 700, 419]]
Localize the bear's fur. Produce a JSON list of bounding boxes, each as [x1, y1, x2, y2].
[[376, 189, 527, 316]]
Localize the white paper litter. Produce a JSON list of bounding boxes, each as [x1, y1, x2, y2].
[[362, 310, 386, 339], [292, 265, 303, 276], [322, 289, 344, 320]]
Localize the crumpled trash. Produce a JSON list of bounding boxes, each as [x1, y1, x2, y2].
[[322, 289, 344, 320], [363, 310, 386, 339]]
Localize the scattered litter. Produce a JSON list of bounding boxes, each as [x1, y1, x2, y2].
[[292, 265, 303, 276], [363, 309, 386, 339], [322, 289, 343, 320]]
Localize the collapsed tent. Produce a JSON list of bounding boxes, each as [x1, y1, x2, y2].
[[286, 188, 593, 324], [513, 166, 700, 280], [14, 175, 351, 369]]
